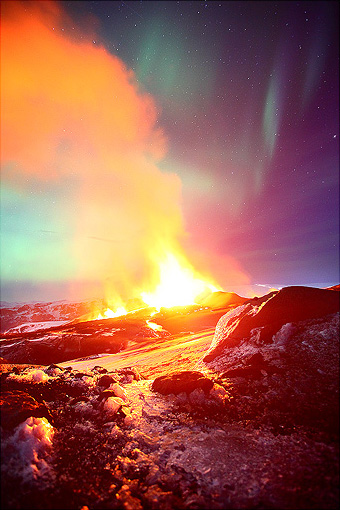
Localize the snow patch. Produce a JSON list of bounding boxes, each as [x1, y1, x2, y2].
[[1, 417, 55, 485], [272, 323, 295, 346], [7, 369, 49, 384], [5, 320, 69, 335], [208, 304, 251, 353]]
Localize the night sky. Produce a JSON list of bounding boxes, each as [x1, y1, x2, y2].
[[1, 0, 339, 303]]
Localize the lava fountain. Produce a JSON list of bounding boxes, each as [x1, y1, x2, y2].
[[140, 252, 219, 309], [94, 249, 221, 320]]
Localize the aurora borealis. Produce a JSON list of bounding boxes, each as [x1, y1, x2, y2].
[[1, 0, 339, 302]]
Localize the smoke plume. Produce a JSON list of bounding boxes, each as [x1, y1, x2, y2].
[[1, 0, 249, 302]]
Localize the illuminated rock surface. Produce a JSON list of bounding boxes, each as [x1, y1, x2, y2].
[[0, 286, 339, 509]]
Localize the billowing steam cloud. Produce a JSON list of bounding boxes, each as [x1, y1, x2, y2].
[[1, 0, 249, 302]]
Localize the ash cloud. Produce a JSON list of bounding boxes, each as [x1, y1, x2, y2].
[[1, 0, 248, 302]]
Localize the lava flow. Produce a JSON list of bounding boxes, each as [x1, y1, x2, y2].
[[95, 307, 128, 320], [94, 250, 221, 320]]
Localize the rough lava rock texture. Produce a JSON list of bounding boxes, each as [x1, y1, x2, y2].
[[0, 390, 53, 430], [152, 371, 214, 395], [0, 285, 339, 509], [203, 285, 340, 361], [199, 288, 339, 438], [1, 358, 338, 510]]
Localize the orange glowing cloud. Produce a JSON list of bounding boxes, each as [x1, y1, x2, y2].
[[1, 0, 166, 179], [1, 0, 250, 302]]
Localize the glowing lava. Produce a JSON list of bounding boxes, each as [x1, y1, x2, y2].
[[95, 306, 127, 320], [141, 252, 220, 310], [93, 251, 221, 320], [146, 320, 163, 332]]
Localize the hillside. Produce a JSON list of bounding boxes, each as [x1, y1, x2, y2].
[[1, 286, 339, 509]]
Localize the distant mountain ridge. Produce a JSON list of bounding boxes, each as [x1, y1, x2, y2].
[[0, 299, 103, 334]]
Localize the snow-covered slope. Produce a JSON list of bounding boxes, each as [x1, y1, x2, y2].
[[4, 321, 70, 335], [0, 300, 102, 333]]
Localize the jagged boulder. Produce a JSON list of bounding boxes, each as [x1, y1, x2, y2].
[[0, 389, 53, 429], [152, 371, 214, 395], [97, 374, 118, 387]]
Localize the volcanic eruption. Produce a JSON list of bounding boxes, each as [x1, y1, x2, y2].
[[1, 0, 247, 310], [1, 3, 339, 510]]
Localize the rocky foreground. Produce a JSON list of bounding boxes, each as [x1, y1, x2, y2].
[[1, 286, 339, 509]]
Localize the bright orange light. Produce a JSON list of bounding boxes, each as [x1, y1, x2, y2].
[[91, 250, 221, 320], [1, 1, 251, 305], [146, 320, 163, 332], [96, 306, 128, 320], [140, 251, 220, 310]]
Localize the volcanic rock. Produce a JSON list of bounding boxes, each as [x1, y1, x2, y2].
[[187, 387, 206, 405], [108, 382, 128, 401], [152, 370, 214, 395], [69, 395, 89, 405], [1, 285, 339, 510], [119, 367, 142, 382], [45, 363, 65, 376], [0, 389, 53, 429], [92, 365, 108, 374], [74, 371, 92, 379], [103, 396, 125, 416], [221, 365, 263, 379], [204, 285, 340, 361], [98, 389, 118, 401], [97, 374, 118, 387], [201, 306, 339, 436]]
